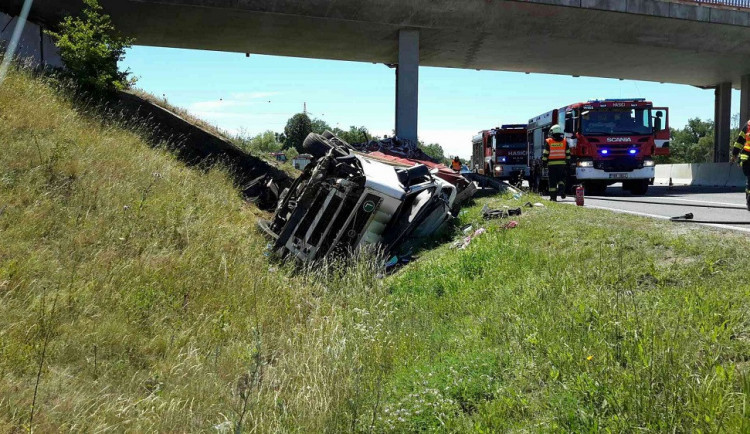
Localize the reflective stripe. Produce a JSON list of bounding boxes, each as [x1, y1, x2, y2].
[[546, 138, 567, 160]]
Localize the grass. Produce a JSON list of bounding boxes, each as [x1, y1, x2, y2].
[[2, 66, 750, 432]]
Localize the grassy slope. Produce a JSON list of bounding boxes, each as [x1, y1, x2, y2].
[[2, 69, 750, 432]]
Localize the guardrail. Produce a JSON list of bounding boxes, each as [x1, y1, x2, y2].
[[654, 163, 747, 187], [681, 0, 750, 9]]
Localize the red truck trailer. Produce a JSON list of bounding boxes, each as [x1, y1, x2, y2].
[[471, 124, 529, 183], [527, 99, 669, 195]]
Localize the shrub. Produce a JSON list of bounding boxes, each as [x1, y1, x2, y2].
[[46, 0, 134, 96]]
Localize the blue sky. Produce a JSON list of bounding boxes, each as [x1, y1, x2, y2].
[[121, 46, 740, 159]]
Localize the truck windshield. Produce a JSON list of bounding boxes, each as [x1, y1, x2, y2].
[[581, 108, 652, 136], [496, 132, 526, 148]]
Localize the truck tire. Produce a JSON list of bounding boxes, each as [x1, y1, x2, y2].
[[629, 180, 649, 195], [303, 133, 333, 159]]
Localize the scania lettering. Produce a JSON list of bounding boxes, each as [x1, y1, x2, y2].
[[471, 124, 529, 183], [527, 99, 669, 195]]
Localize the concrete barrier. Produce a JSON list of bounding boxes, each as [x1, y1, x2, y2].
[[653, 162, 747, 188]]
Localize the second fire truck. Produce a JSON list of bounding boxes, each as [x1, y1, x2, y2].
[[471, 124, 529, 183], [527, 98, 669, 195]]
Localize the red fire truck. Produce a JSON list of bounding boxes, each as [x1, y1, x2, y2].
[[527, 99, 669, 195], [471, 124, 529, 182]]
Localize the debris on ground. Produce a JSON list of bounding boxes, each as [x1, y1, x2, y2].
[[452, 227, 487, 250], [670, 213, 694, 221], [503, 220, 519, 229], [481, 203, 522, 220]]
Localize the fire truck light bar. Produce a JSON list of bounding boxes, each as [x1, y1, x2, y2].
[[588, 98, 646, 103]]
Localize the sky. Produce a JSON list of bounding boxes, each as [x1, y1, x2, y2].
[[121, 46, 741, 160]]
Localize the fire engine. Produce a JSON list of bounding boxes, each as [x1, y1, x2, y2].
[[471, 124, 529, 182], [527, 99, 669, 195]]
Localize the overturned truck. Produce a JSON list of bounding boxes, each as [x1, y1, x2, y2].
[[259, 133, 462, 262]]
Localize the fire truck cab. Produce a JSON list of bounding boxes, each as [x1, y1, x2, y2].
[[471, 124, 529, 183], [527, 99, 669, 195]]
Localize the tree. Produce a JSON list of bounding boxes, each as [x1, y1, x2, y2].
[[250, 131, 282, 153], [419, 142, 447, 163], [310, 118, 332, 135], [333, 126, 370, 145], [283, 113, 312, 153], [46, 0, 134, 96], [665, 118, 715, 164]]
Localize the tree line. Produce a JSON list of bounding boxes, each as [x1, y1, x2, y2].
[[235, 112, 449, 164], [656, 115, 741, 164]]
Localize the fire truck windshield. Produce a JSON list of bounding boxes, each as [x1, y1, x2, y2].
[[580, 108, 652, 136], [495, 132, 526, 149]]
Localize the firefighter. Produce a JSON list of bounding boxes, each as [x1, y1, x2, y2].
[[451, 156, 462, 172], [542, 124, 571, 201], [730, 119, 750, 211]]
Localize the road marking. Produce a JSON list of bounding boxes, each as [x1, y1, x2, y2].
[[582, 204, 750, 234], [587, 195, 743, 208]]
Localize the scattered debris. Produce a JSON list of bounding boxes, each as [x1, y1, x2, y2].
[[452, 227, 487, 250], [481, 204, 522, 220], [503, 220, 519, 229], [670, 213, 694, 221]]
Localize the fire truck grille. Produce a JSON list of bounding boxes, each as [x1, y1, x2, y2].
[[595, 160, 640, 172]]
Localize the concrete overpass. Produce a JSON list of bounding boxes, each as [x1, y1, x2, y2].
[[4, 0, 750, 158]]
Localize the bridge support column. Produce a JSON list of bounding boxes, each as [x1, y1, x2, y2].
[[741, 74, 750, 127], [395, 29, 419, 142], [714, 82, 731, 163]]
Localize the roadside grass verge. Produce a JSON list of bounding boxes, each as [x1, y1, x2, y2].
[[2, 66, 750, 431], [369, 197, 750, 431]]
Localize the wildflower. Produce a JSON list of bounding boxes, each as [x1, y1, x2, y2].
[[586, 355, 594, 361]]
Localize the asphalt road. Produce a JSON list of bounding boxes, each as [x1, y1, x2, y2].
[[557, 185, 750, 233]]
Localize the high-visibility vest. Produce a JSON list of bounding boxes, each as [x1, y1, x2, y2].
[[451, 160, 461, 170], [744, 131, 750, 153], [546, 138, 567, 160]]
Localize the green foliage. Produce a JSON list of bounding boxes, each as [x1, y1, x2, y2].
[[658, 116, 740, 164], [667, 118, 714, 163], [419, 141, 447, 163], [283, 113, 312, 153], [237, 130, 282, 154], [310, 118, 332, 135], [332, 125, 370, 145], [46, 0, 134, 96]]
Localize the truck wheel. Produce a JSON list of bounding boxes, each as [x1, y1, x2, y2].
[[630, 180, 649, 195], [303, 133, 333, 159]]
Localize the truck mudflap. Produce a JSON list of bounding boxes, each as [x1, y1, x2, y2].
[[576, 166, 655, 181], [260, 132, 458, 263]]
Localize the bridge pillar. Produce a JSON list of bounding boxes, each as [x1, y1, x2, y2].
[[714, 82, 731, 163], [395, 29, 419, 143], [741, 74, 750, 126]]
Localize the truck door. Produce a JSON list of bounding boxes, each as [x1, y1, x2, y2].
[[653, 107, 669, 156]]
